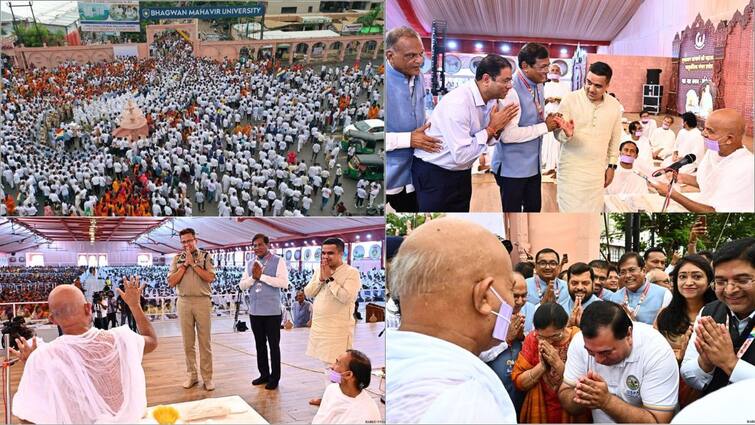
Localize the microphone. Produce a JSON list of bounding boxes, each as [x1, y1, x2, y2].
[[652, 154, 696, 177]]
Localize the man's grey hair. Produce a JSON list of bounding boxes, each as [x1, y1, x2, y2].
[[385, 26, 422, 51], [388, 246, 444, 299]]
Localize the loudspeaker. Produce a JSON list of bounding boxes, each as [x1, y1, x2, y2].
[[646, 69, 662, 85]]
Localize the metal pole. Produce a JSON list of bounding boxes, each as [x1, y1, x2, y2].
[[5, 333, 11, 424]]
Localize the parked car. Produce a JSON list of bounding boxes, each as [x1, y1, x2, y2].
[[343, 119, 384, 143]]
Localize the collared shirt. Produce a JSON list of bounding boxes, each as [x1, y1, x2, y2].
[[564, 322, 679, 423], [292, 300, 313, 327], [414, 81, 497, 171], [169, 250, 215, 297], [681, 308, 755, 390]]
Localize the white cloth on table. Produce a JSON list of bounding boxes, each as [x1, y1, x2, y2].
[[386, 330, 516, 424], [312, 383, 382, 424], [555, 89, 623, 212], [13, 325, 146, 424]]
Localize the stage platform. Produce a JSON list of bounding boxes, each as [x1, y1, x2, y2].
[[3, 322, 386, 424]]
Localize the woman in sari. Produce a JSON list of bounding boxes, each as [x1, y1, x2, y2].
[[655, 254, 716, 408], [512, 303, 591, 423]]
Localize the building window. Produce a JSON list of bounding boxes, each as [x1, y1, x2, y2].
[[308, 6, 313, 12], [78, 253, 108, 267], [137, 254, 153, 267], [281, 6, 297, 13], [26, 253, 44, 267]]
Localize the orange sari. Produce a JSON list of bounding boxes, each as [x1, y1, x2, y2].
[[512, 327, 592, 423]]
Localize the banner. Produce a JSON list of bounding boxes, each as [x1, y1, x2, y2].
[[113, 45, 138, 57], [141, 5, 265, 21], [78, 1, 141, 32]]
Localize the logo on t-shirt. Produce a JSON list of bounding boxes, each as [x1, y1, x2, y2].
[[625, 374, 641, 400]]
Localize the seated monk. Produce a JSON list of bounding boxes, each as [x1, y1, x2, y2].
[[11, 277, 158, 424]]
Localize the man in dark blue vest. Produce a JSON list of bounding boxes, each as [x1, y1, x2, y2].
[[240, 233, 290, 390], [385, 26, 441, 212], [492, 43, 559, 212], [681, 238, 755, 395]]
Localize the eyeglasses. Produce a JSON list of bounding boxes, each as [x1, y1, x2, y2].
[[619, 267, 640, 276], [537, 261, 559, 268], [713, 277, 754, 289]]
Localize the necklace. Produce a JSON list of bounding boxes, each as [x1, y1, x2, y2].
[[535, 274, 560, 299], [623, 282, 651, 316], [518, 71, 544, 120]]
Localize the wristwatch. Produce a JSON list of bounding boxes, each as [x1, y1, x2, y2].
[[607, 164, 617, 170]]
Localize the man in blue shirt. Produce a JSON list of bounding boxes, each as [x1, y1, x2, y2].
[[492, 43, 559, 212], [292, 290, 313, 328], [525, 248, 570, 306]]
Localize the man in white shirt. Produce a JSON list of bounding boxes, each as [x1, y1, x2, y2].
[[558, 301, 678, 423], [238, 233, 289, 390], [387, 217, 518, 423], [639, 109, 658, 140], [649, 115, 676, 160], [413, 55, 518, 212], [605, 141, 650, 196], [651, 108, 754, 212], [665, 112, 705, 174], [384, 26, 441, 212], [312, 349, 382, 424]]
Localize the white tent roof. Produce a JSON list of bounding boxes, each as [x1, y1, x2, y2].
[[0, 217, 385, 255]]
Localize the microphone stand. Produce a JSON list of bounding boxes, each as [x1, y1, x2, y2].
[[661, 169, 678, 213]]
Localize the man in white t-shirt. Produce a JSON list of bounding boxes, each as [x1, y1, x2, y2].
[[312, 349, 381, 424], [558, 301, 678, 423]]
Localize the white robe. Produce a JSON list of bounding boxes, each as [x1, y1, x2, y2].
[[541, 81, 570, 170], [312, 383, 382, 424], [13, 326, 146, 424], [696, 148, 755, 212], [386, 330, 517, 424], [605, 166, 649, 195], [666, 128, 705, 174], [649, 127, 676, 159]]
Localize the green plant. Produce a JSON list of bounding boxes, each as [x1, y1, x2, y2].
[[13, 22, 65, 47]]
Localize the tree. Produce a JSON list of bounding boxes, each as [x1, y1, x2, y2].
[[386, 213, 445, 236], [356, 4, 383, 29], [13, 22, 65, 47], [605, 213, 755, 256]]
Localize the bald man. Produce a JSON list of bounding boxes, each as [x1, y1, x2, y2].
[[386, 217, 518, 424], [651, 108, 754, 212], [12, 278, 158, 424]]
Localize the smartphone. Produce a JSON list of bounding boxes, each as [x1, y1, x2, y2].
[[698, 215, 707, 227], [562, 253, 569, 264]]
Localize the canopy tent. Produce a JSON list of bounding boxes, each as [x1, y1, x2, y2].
[[386, 0, 643, 45], [0, 218, 386, 255]]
